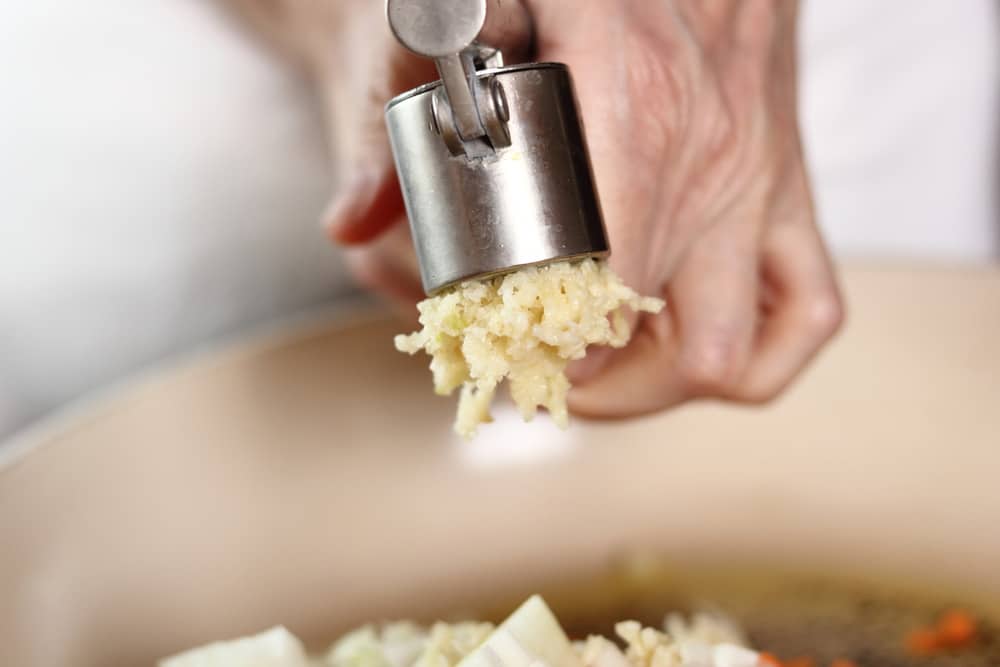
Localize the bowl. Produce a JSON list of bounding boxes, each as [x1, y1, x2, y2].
[[2, 265, 999, 666]]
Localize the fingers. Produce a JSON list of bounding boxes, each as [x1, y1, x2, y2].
[[732, 215, 844, 403], [322, 28, 435, 245], [568, 219, 761, 417], [569, 206, 841, 419], [669, 220, 761, 398], [324, 168, 405, 245], [566, 307, 682, 418], [564, 254, 643, 384], [568, 212, 842, 418], [345, 222, 425, 324]]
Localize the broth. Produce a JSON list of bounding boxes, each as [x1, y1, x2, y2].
[[482, 561, 1000, 667]]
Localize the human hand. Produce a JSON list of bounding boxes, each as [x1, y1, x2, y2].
[[524, 0, 846, 415], [249, 0, 845, 415]]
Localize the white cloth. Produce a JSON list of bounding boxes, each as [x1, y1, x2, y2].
[[0, 0, 352, 434], [800, 0, 999, 261], [0, 0, 997, 437]]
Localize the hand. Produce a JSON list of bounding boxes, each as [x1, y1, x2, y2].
[[524, 0, 847, 416], [232, 0, 844, 415]]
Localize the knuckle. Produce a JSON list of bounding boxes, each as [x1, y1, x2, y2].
[[736, 382, 784, 406], [679, 333, 746, 395], [707, 100, 741, 158], [626, 51, 688, 159], [617, 14, 706, 159], [344, 253, 381, 290], [807, 288, 846, 341]]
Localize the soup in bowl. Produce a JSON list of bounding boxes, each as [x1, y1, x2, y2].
[[1, 266, 998, 666]]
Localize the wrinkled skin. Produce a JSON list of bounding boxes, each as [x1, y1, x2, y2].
[[225, 0, 844, 418]]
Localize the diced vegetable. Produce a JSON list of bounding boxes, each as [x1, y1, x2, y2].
[[458, 596, 583, 667], [160, 626, 309, 667], [161, 596, 761, 667]]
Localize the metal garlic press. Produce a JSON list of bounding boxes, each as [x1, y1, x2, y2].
[[385, 0, 609, 294]]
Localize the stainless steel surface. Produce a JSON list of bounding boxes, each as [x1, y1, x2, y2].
[[434, 52, 489, 143], [430, 76, 511, 158], [385, 0, 608, 293], [386, 0, 532, 61], [386, 63, 610, 294], [387, 0, 533, 146]]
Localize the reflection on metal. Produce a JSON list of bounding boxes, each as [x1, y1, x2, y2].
[[384, 0, 610, 294]]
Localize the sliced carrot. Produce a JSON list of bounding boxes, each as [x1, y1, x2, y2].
[[830, 659, 859, 667], [783, 658, 816, 667], [935, 608, 977, 647], [905, 608, 979, 655], [905, 626, 942, 655], [757, 652, 783, 667]]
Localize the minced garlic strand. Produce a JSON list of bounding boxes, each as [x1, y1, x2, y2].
[[394, 259, 664, 438]]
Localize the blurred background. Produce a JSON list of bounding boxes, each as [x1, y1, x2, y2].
[[0, 0, 997, 440]]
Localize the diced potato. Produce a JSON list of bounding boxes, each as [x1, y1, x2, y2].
[[458, 596, 583, 667], [159, 626, 309, 667]]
